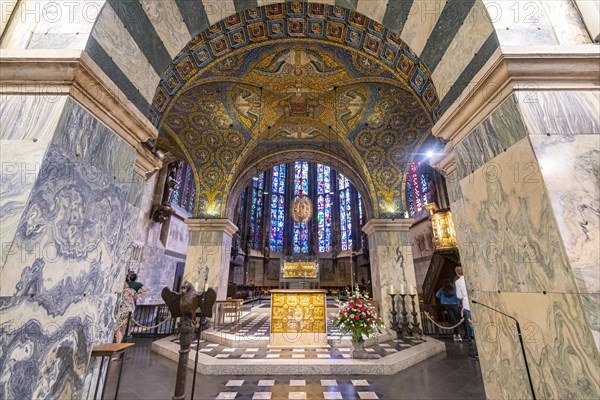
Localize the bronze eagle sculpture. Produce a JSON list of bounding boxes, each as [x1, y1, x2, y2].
[[161, 281, 217, 320]]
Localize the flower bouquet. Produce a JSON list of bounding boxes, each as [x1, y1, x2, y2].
[[332, 286, 384, 358]]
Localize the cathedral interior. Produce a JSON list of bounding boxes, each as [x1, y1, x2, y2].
[[0, 1, 599, 399]]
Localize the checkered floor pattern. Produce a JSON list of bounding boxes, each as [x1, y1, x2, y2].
[[171, 338, 426, 359], [213, 378, 384, 399]]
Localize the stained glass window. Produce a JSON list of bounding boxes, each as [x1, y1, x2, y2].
[[181, 165, 192, 209], [270, 164, 286, 252], [293, 162, 309, 253], [250, 172, 265, 251], [420, 174, 428, 205], [411, 162, 422, 213], [339, 174, 352, 251], [317, 164, 332, 253], [407, 181, 415, 216], [172, 164, 183, 205], [358, 191, 364, 227]]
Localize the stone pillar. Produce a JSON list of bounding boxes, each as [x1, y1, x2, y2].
[[362, 219, 419, 332], [184, 219, 238, 301], [432, 48, 599, 399]]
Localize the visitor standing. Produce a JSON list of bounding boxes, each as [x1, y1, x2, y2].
[[455, 265, 475, 340], [436, 279, 463, 341], [127, 273, 148, 304], [115, 281, 136, 344]]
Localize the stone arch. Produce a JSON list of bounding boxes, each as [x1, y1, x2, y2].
[[226, 146, 377, 222], [84, 1, 499, 122]]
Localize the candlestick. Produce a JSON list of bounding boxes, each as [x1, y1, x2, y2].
[[389, 293, 398, 336], [399, 294, 410, 338], [399, 283, 406, 295], [390, 284, 394, 295], [409, 294, 422, 337], [408, 285, 416, 296]]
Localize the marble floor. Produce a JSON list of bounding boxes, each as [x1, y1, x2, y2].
[[103, 338, 485, 399], [171, 338, 426, 360]]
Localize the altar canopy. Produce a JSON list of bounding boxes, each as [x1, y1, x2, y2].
[[270, 289, 328, 347]]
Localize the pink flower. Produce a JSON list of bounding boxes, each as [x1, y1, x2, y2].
[[362, 312, 366, 317], [355, 316, 360, 320], [350, 314, 355, 319]]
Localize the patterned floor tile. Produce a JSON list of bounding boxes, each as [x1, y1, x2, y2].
[[226, 380, 244, 387], [351, 380, 370, 386], [252, 393, 272, 400], [323, 392, 343, 400], [357, 392, 379, 399], [216, 392, 237, 399], [288, 392, 306, 399], [258, 380, 275, 386], [320, 380, 337, 386], [290, 380, 305, 386]]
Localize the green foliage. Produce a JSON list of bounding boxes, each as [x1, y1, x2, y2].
[[332, 285, 385, 343]]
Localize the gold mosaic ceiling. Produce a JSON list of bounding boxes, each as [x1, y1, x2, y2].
[[158, 42, 432, 219]]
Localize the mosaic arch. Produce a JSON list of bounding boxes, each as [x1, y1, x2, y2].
[[159, 47, 431, 219], [86, 1, 499, 119], [149, 2, 442, 127], [95, 1, 496, 219]]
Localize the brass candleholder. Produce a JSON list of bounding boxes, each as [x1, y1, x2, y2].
[[399, 294, 410, 338], [409, 294, 422, 337], [389, 293, 398, 336]]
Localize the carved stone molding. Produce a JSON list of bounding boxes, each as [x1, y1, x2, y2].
[[430, 45, 600, 173], [0, 49, 162, 177]]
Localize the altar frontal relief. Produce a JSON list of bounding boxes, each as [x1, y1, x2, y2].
[[270, 290, 327, 347]]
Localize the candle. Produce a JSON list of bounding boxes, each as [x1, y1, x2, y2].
[[390, 285, 394, 294], [409, 285, 416, 296], [194, 281, 199, 291], [399, 284, 406, 295], [204, 281, 209, 291]]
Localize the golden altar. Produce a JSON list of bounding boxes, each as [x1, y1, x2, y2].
[[270, 289, 328, 347], [281, 260, 318, 279]]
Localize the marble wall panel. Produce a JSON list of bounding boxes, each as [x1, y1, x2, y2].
[[400, 0, 445, 56], [518, 91, 600, 137], [482, 0, 558, 46], [454, 95, 528, 180], [529, 133, 600, 351], [431, 0, 493, 91], [140, 0, 191, 59], [0, 96, 67, 267], [472, 290, 599, 399], [137, 245, 185, 304], [203, 0, 237, 25], [458, 137, 579, 295], [366, 224, 419, 331], [0, 101, 141, 399], [91, 2, 159, 103], [52, 99, 137, 184], [356, 0, 388, 23], [541, 0, 592, 44], [185, 226, 233, 300]]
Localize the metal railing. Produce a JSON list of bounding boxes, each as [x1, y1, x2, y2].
[[129, 304, 177, 338]]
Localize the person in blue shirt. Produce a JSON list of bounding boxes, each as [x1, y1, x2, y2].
[[436, 279, 463, 341]]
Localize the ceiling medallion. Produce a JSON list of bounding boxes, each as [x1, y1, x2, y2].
[[292, 194, 313, 223]]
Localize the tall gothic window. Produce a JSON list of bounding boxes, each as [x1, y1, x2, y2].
[[239, 163, 365, 256], [293, 162, 309, 253], [270, 164, 286, 252], [317, 164, 332, 253], [250, 172, 265, 251], [171, 162, 196, 214], [407, 161, 438, 217], [339, 174, 352, 251]]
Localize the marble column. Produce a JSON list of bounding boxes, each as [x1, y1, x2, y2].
[[184, 219, 238, 301], [362, 219, 419, 333], [436, 91, 600, 399]]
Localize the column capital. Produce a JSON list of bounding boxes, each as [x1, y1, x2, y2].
[[185, 218, 238, 236], [430, 45, 600, 176], [0, 49, 162, 178], [362, 218, 414, 235]]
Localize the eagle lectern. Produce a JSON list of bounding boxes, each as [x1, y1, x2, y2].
[[162, 281, 216, 400]]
